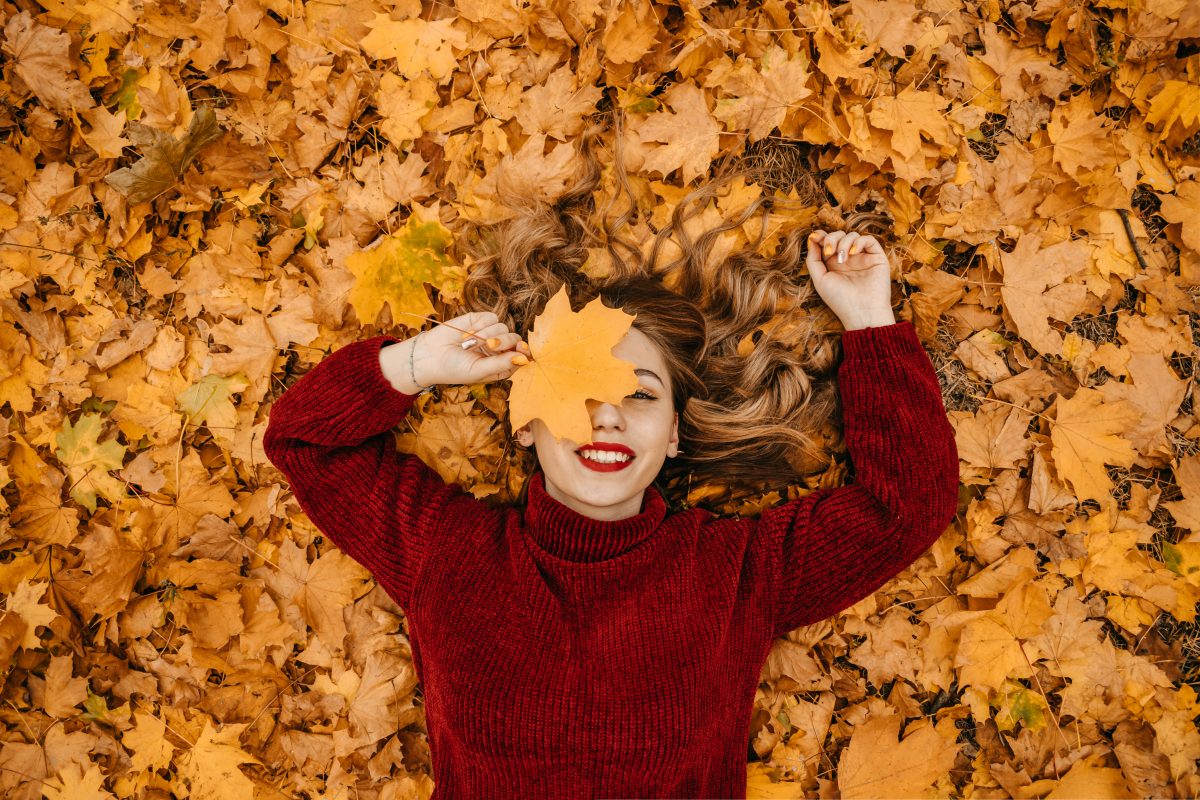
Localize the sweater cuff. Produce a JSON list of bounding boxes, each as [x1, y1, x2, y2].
[[357, 334, 422, 405], [840, 319, 926, 363]]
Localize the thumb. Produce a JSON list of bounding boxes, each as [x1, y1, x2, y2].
[[471, 351, 525, 383], [805, 236, 827, 281]]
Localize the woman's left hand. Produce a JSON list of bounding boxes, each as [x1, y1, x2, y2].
[[806, 230, 897, 330]]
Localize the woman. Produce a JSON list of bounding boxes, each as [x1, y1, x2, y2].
[[262, 125, 959, 799]]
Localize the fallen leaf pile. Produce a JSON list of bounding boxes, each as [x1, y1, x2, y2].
[[1, 0, 1199, 798]]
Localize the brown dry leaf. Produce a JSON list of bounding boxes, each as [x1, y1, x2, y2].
[[2, 12, 95, 115], [104, 105, 222, 203]]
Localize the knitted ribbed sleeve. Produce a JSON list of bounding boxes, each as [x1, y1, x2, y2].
[[262, 335, 468, 611], [755, 319, 959, 638]]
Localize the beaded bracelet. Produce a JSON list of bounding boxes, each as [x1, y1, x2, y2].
[[409, 334, 434, 393]]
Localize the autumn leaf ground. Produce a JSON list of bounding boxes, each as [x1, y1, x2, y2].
[[2, 1, 1200, 799]]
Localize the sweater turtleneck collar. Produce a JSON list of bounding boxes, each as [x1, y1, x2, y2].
[[522, 471, 668, 563]]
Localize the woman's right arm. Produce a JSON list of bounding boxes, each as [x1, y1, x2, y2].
[[262, 313, 528, 610]]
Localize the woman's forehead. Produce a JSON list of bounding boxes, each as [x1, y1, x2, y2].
[[616, 328, 671, 387]]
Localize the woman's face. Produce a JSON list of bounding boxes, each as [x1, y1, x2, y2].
[[515, 327, 680, 521]]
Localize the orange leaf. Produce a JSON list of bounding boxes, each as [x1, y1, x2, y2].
[[507, 286, 640, 445]]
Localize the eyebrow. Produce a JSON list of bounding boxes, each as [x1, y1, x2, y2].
[[635, 368, 665, 386]]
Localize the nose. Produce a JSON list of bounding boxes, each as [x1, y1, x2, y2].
[[586, 399, 625, 430]]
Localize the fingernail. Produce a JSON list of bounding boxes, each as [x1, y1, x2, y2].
[[849, 245, 857, 254], [461, 338, 479, 349], [838, 251, 845, 263], [511, 354, 529, 366], [486, 337, 500, 349], [461, 330, 475, 339], [824, 245, 832, 256]]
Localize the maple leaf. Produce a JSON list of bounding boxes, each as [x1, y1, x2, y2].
[[602, 0, 661, 65], [1050, 388, 1139, 505], [177, 719, 261, 800], [55, 412, 128, 514], [998, 234, 1091, 358], [81, 106, 131, 159], [2, 12, 95, 115], [44, 654, 89, 717], [507, 286, 641, 446], [104, 105, 222, 204], [124, 712, 175, 774], [6, 579, 57, 650], [709, 45, 814, 141], [345, 214, 463, 323], [1144, 79, 1200, 142], [40, 761, 116, 800], [1156, 179, 1200, 252], [633, 82, 721, 184], [867, 86, 954, 161], [396, 398, 502, 484], [836, 715, 958, 799], [360, 15, 466, 81]]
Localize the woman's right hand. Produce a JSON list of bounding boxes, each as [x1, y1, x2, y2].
[[410, 311, 532, 387]]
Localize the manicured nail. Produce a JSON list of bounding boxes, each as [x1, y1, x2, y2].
[[461, 330, 475, 339], [838, 251, 845, 263], [461, 338, 479, 349], [486, 337, 500, 349], [824, 245, 832, 256], [511, 354, 529, 366], [849, 245, 857, 254]]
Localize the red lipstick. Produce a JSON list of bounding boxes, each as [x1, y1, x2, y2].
[[575, 442, 635, 472]]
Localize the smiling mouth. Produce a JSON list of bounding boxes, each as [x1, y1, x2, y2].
[[575, 451, 635, 472]]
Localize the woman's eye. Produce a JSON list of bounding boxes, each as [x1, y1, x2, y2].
[[628, 389, 657, 400]]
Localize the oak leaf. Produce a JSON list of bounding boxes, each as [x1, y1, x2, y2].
[[507, 286, 640, 446]]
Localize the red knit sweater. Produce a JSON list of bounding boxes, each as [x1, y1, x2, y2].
[[262, 320, 959, 799]]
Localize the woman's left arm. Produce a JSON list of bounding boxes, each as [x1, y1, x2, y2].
[[758, 230, 959, 638], [758, 318, 960, 639]]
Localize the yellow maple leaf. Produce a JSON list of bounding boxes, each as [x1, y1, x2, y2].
[[345, 215, 463, 324], [837, 715, 959, 799], [1050, 388, 1139, 505], [7, 579, 57, 650], [124, 712, 175, 774], [41, 762, 116, 800], [1145, 79, 1200, 142], [177, 718, 261, 800], [55, 412, 128, 514], [507, 286, 641, 446], [633, 82, 721, 185], [1157, 179, 1200, 253], [360, 15, 466, 81]]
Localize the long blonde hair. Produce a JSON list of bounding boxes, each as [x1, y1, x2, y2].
[[451, 116, 877, 508]]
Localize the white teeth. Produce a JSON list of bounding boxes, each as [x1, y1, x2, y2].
[[579, 450, 631, 463]]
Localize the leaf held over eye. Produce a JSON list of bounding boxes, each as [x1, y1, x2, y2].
[[507, 285, 641, 446]]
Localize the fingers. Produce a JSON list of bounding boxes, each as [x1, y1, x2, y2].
[[808, 229, 883, 270], [460, 325, 530, 356], [806, 231, 827, 280]]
